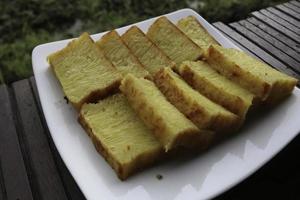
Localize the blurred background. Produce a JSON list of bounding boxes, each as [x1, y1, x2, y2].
[[0, 0, 287, 84]]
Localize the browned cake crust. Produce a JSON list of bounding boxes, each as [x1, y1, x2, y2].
[[78, 104, 165, 180], [120, 74, 214, 151], [48, 32, 122, 110], [206, 45, 298, 104], [73, 81, 120, 110], [154, 67, 239, 134], [176, 61, 255, 120]]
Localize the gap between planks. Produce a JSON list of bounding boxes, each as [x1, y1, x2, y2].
[[29, 77, 86, 200], [251, 11, 300, 43], [239, 19, 300, 63], [0, 85, 34, 200], [229, 22, 300, 74], [246, 17, 300, 53], [11, 79, 69, 200], [0, 157, 6, 200], [212, 22, 300, 84]]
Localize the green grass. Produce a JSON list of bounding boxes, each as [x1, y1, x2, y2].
[[0, 0, 286, 83]]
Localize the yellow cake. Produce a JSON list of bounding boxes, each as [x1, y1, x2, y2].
[[147, 16, 203, 65], [177, 61, 255, 119], [79, 93, 163, 180], [48, 32, 122, 109], [120, 74, 213, 151], [96, 30, 149, 78], [155, 67, 239, 133], [122, 26, 176, 75], [206, 45, 298, 104], [177, 16, 219, 51]]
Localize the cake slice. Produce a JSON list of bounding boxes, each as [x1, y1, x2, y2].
[[79, 94, 163, 180], [147, 16, 203, 65], [122, 26, 176, 75], [48, 32, 122, 109], [177, 61, 255, 119], [177, 16, 219, 51], [96, 30, 149, 78], [120, 74, 213, 151], [154, 67, 239, 133], [206, 45, 298, 104]]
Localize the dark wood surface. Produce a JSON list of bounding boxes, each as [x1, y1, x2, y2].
[[277, 4, 300, 20], [0, 85, 33, 200], [0, 1, 299, 200]]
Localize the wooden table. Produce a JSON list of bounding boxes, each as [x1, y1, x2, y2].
[[1, 1, 299, 199]]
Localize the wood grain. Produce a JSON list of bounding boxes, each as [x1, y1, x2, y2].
[[0, 85, 33, 200], [12, 80, 68, 200]]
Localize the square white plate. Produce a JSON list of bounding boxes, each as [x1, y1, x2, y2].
[[32, 9, 300, 200]]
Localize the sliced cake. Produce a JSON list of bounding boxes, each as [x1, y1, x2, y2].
[[154, 67, 239, 133], [177, 16, 219, 51], [177, 61, 255, 119], [96, 30, 149, 78], [147, 16, 203, 65], [122, 26, 176, 75], [79, 94, 163, 180], [206, 45, 298, 104], [120, 74, 213, 151], [48, 32, 122, 109]]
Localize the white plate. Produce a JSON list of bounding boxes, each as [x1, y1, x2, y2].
[[32, 9, 300, 200]]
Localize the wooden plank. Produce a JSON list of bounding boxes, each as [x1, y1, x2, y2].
[[230, 22, 300, 74], [290, 0, 300, 8], [267, 7, 300, 28], [276, 4, 300, 20], [239, 19, 300, 63], [213, 24, 259, 59], [0, 84, 33, 200], [0, 157, 6, 200], [0, 69, 4, 84], [251, 11, 300, 43], [12, 80, 69, 200], [284, 2, 300, 14], [260, 9, 300, 34], [212, 22, 300, 83], [247, 17, 300, 53], [29, 77, 86, 200]]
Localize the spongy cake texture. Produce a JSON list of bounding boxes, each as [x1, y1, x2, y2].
[[97, 30, 149, 78], [155, 67, 239, 133], [177, 61, 254, 119], [79, 94, 163, 180], [147, 16, 203, 65], [120, 74, 212, 151], [177, 16, 219, 50], [122, 26, 176, 75], [48, 32, 121, 109], [206, 45, 298, 103]]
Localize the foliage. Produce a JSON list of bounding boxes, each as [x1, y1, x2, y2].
[[0, 0, 286, 83]]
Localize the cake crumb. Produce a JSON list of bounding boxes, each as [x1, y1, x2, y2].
[[64, 96, 69, 104], [156, 174, 163, 180]]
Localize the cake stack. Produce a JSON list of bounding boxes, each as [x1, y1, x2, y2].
[[48, 16, 298, 180]]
